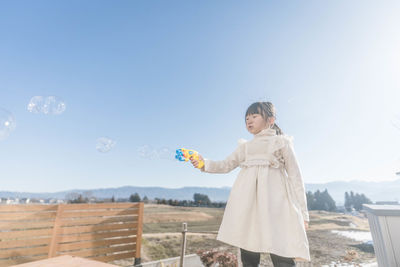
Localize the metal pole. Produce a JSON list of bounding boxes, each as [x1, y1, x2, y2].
[[179, 222, 187, 267]]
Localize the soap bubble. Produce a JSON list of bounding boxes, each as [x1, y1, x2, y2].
[[157, 147, 175, 161], [0, 108, 16, 141], [137, 145, 175, 161], [42, 96, 66, 115], [137, 145, 157, 159], [27, 96, 45, 113], [27, 96, 66, 115], [96, 137, 116, 153]]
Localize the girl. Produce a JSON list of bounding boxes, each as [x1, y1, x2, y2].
[[190, 102, 310, 267]]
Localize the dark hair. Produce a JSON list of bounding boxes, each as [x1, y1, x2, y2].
[[245, 102, 283, 135]]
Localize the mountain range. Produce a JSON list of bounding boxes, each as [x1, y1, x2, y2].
[[2, 179, 400, 206]]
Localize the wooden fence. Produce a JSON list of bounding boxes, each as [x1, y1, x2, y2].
[[0, 202, 143, 266]]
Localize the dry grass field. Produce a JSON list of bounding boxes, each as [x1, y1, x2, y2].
[[112, 204, 376, 266]]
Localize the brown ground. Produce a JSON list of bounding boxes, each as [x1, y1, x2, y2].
[[144, 211, 213, 223], [111, 204, 376, 267]]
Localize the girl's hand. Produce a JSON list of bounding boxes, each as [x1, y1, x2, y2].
[[304, 221, 309, 230], [190, 154, 204, 170]]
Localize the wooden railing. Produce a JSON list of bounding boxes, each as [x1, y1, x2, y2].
[[0, 202, 144, 266]]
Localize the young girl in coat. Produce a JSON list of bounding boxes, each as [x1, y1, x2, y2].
[[190, 102, 310, 267]]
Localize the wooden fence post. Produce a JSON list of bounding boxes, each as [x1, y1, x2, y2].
[[48, 204, 64, 258], [179, 222, 187, 267], [134, 202, 144, 266]]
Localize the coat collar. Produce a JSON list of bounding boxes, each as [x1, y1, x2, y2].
[[255, 127, 276, 137]]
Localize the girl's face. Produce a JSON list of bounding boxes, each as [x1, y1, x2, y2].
[[245, 113, 274, 135]]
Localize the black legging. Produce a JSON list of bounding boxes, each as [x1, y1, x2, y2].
[[240, 248, 296, 267]]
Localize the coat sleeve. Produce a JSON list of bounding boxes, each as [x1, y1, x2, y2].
[[201, 143, 245, 174], [281, 137, 310, 222]]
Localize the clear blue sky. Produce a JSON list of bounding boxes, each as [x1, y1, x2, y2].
[[1, 1, 399, 192]]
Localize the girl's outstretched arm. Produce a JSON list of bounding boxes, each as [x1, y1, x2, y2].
[[282, 138, 310, 222], [195, 143, 245, 174]]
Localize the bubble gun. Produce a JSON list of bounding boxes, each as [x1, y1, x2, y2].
[[175, 148, 204, 169]]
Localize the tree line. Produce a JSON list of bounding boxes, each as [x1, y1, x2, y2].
[[307, 189, 372, 212], [67, 192, 226, 208], [130, 192, 226, 208], [344, 191, 372, 211], [306, 189, 337, 211], [68, 190, 373, 212]]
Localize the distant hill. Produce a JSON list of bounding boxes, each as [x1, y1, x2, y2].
[[1, 179, 400, 205], [0, 186, 231, 202]]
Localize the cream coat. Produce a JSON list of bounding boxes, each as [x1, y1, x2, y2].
[[202, 128, 310, 261]]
